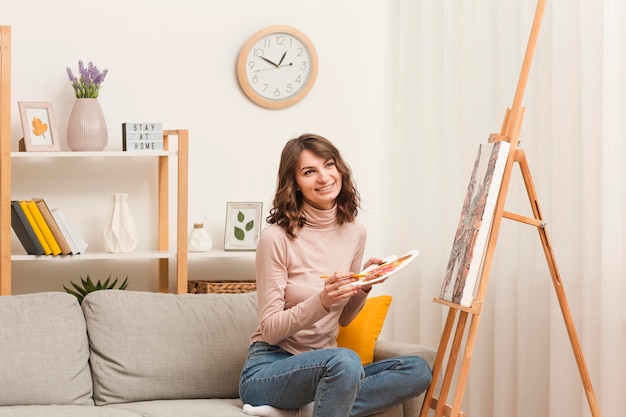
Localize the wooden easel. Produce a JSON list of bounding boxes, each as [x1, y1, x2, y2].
[[419, 1, 601, 416]]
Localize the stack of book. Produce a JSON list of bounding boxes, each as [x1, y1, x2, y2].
[[10, 198, 88, 256]]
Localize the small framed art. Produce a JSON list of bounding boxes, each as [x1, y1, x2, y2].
[[18, 101, 60, 151], [224, 202, 263, 251]]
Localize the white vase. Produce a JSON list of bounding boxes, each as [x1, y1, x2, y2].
[[102, 193, 139, 253], [66, 98, 108, 151], [188, 222, 212, 252]]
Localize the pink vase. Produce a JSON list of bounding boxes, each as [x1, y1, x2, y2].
[[66, 98, 108, 151]]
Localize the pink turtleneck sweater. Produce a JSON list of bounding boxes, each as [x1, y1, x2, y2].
[[250, 203, 368, 355]]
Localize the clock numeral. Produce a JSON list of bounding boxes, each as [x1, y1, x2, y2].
[[296, 47, 304, 57], [286, 84, 293, 94], [263, 39, 271, 48], [275, 35, 286, 46], [251, 75, 259, 84], [295, 75, 302, 84], [253, 48, 265, 58], [299, 61, 308, 71], [273, 88, 281, 97], [248, 61, 256, 71]]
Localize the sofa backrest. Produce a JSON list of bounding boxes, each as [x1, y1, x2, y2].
[[82, 290, 258, 405], [0, 292, 94, 406]]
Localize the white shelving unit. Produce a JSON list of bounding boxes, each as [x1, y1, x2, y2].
[[1, 127, 190, 294], [1, 27, 192, 295]]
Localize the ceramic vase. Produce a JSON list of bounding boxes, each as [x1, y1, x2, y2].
[[188, 222, 212, 252], [66, 98, 108, 151], [102, 193, 139, 253]]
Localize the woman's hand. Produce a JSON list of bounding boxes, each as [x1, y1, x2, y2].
[[359, 257, 385, 293], [320, 272, 359, 310]]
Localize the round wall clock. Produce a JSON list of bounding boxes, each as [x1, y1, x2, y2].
[[237, 25, 318, 110]]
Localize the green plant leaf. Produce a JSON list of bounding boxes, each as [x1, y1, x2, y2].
[[101, 276, 111, 289], [84, 276, 96, 292], [63, 275, 129, 305], [63, 285, 85, 304], [234, 226, 245, 240], [70, 280, 88, 296], [237, 211, 245, 222], [245, 220, 254, 231], [107, 276, 118, 289]]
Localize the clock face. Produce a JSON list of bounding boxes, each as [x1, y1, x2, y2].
[[237, 26, 318, 109]]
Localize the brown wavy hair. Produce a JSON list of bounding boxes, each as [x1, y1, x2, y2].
[[267, 133, 360, 238]]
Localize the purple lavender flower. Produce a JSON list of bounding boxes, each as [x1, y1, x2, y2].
[[66, 60, 108, 98]]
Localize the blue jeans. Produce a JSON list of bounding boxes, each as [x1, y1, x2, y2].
[[239, 342, 432, 417]]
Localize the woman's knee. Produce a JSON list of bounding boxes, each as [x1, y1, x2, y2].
[[406, 355, 432, 394], [327, 348, 364, 382]]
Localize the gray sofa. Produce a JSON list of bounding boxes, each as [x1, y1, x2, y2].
[[0, 290, 436, 417]]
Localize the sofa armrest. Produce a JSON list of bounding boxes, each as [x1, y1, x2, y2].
[[374, 339, 437, 365], [373, 340, 437, 417]]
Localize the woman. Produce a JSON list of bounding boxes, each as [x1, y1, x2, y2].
[[239, 134, 431, 417]]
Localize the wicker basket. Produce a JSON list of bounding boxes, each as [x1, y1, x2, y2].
[[187, 280, 257, 294]]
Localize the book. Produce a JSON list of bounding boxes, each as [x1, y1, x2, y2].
[[439, 141, 510, 307], [24, 200, 62, 256], [350, 249, 419, 287], [51, 208, 88, 254], [19, 200, 52, 255], [33, 198, 72, 255], [10, 200, 45, 255]]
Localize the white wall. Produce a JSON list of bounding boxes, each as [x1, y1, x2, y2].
[[5, 1, 407, 300]]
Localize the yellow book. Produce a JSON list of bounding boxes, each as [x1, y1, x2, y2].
[[19, 200, 52, 255], [33, 198, 72, 255], [24, 200, 61, 255]]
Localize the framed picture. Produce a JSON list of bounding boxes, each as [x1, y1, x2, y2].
[[18, 101, 60, 151], [224, 202, 263, 251]]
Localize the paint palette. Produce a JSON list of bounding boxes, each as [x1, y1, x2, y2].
[[351, 249, 419, 286]]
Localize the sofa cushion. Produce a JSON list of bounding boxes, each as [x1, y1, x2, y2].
[[336, 295, 392, 364], [104, 398, 246, 417], [0, 292, 94, 406], [0, 405, 140, 417], [82, 290, 258, 405]]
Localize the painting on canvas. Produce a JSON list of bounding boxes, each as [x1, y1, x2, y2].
[[439, 141, 510, 307]]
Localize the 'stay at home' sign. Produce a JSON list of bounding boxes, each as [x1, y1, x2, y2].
[[122, 122, 164, 151]]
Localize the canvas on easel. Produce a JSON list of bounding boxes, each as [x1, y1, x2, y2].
[[440, 141, 510, 307], [420, 1, 601, 416]]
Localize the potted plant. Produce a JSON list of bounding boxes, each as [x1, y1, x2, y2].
[[63, 275, 128, 305]]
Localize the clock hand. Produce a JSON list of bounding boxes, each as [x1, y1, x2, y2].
[[254, 66, 279, 73], [260, 56, 279, 67], [277, 51, 287, 66]]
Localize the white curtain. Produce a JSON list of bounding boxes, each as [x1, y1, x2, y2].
[[388, 0, 625, 416]]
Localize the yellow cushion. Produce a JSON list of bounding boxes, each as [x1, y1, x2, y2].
[[336, 295, 392, 365]]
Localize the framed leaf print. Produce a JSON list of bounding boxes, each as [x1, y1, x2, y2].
[[224, 202, 263, 251], [18, 101, 61, 151]]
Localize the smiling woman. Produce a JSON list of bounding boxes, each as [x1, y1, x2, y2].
[[295, 149, 341, 210], [238, 133, 432, 417]]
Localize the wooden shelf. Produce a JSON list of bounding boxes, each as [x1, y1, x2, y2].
[[188, 250, 256, 259], [1, 26, 188, 296], [2, 131, 189, 295], [11, 251, 175, 261], [11, 150, 176, 158]]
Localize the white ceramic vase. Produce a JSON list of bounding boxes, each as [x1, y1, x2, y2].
[[188, 222, 212, 252], [66, 98, 108, 151], [102, 193, 139, 253]]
